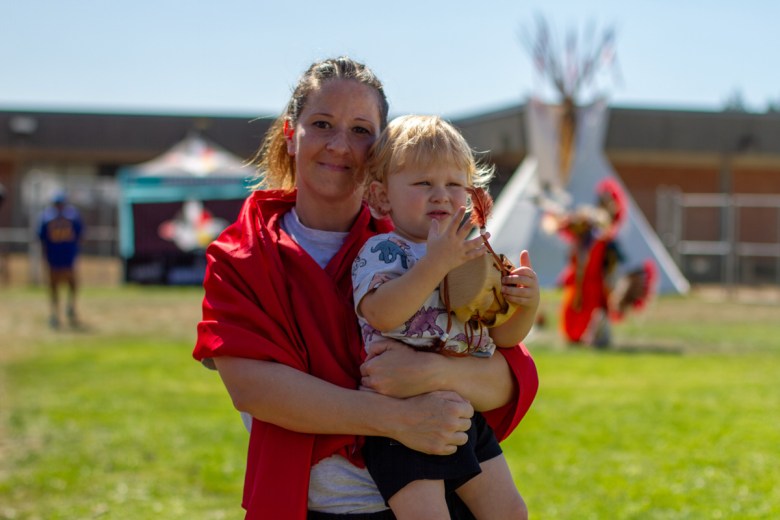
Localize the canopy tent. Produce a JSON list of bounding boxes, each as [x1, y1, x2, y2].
[[118, 133, 252, 284], [487, 98, 690, 294]]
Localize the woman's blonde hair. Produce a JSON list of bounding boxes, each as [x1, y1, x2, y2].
[[250, 57, 389, 191], [364, 115, 494, 208]]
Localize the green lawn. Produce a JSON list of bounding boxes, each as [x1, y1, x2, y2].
[[1, 286, 778, 519]]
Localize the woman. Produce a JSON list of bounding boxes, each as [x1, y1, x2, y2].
[[193, 57, 538, 519]]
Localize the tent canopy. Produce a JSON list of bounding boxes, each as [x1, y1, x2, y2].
[[126, 131, 251, 178], [118, 132, 253, 204], [118, 133, 253, 266]]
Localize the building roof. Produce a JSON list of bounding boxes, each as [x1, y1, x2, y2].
[[0, 108, 271, 163], [2, 104, 780, 168], [453, 101, 780, 161]]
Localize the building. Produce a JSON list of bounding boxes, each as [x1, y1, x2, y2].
[[2, 104, 779, 284]]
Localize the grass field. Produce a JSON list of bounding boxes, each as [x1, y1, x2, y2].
[[1, 280, 779, 519]]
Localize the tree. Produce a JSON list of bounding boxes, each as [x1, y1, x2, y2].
[[722, 89, 747, 112]]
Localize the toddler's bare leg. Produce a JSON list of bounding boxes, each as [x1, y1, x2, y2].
[[455, 454, 527, 520], [388, 479, 450, 520]]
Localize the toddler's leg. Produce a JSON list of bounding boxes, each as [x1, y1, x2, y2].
[[455, 454, 527, 520], [388, 479, 450, 520]]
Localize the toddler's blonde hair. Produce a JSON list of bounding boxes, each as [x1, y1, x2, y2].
[[363, 115, 494, 210]]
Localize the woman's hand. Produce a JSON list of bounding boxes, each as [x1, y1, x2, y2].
[[388, 390, 473, 455], [361, 339, 443, 398]]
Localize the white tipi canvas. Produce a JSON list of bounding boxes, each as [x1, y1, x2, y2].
[[487, 98, 690, 294]]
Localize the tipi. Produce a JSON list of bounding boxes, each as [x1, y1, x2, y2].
[[487, 97, 689, 294], [489, 17, 688, 295]]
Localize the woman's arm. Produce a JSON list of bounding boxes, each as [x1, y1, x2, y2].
[[213, 356, 474, 455], [360, 340, 539, 442], [360, 339, 516, 412]]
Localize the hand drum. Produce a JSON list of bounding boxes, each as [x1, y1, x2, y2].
[[441, 253, 517, 328]]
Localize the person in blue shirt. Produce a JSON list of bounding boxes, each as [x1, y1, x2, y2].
[[38, 191, 84, 328]]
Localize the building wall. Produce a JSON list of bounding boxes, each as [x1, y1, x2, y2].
[[2, 105, 779, 284], [733, 166, 780, 193], [612, 159, 721, 227]]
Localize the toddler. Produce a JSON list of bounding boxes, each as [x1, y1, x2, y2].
[[352, 115, 539, 519]]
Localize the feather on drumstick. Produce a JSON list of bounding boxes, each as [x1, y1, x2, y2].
[[467, 187, 493, 233], [466, 187, 512, 275]]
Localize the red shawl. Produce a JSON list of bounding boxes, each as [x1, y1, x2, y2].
[[193, 190, 538, 519]]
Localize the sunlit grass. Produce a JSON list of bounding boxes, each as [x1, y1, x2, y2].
[[504, 351, 779, 519], [2, 335, 244, 519], [2, 286, 779, 519]]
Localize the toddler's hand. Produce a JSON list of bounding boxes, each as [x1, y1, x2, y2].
[[426, 207, 484, 273], [501, 250, 540, 312]]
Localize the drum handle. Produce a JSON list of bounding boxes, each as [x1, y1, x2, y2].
[[438, 273, 488, 358], [480, 232, 512, 277]]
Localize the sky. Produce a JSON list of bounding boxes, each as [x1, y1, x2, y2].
[[2, 0, 778, 120]]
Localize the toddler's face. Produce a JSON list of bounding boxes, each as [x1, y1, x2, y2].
[[382, 163, 469, 242]]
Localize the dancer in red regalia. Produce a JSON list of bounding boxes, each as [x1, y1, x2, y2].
[[549, 179, 656, 347]]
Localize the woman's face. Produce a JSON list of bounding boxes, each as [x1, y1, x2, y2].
[[287, 79, 382, 208]]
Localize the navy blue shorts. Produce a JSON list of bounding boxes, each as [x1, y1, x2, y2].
[[362, 412, 502, 504]]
